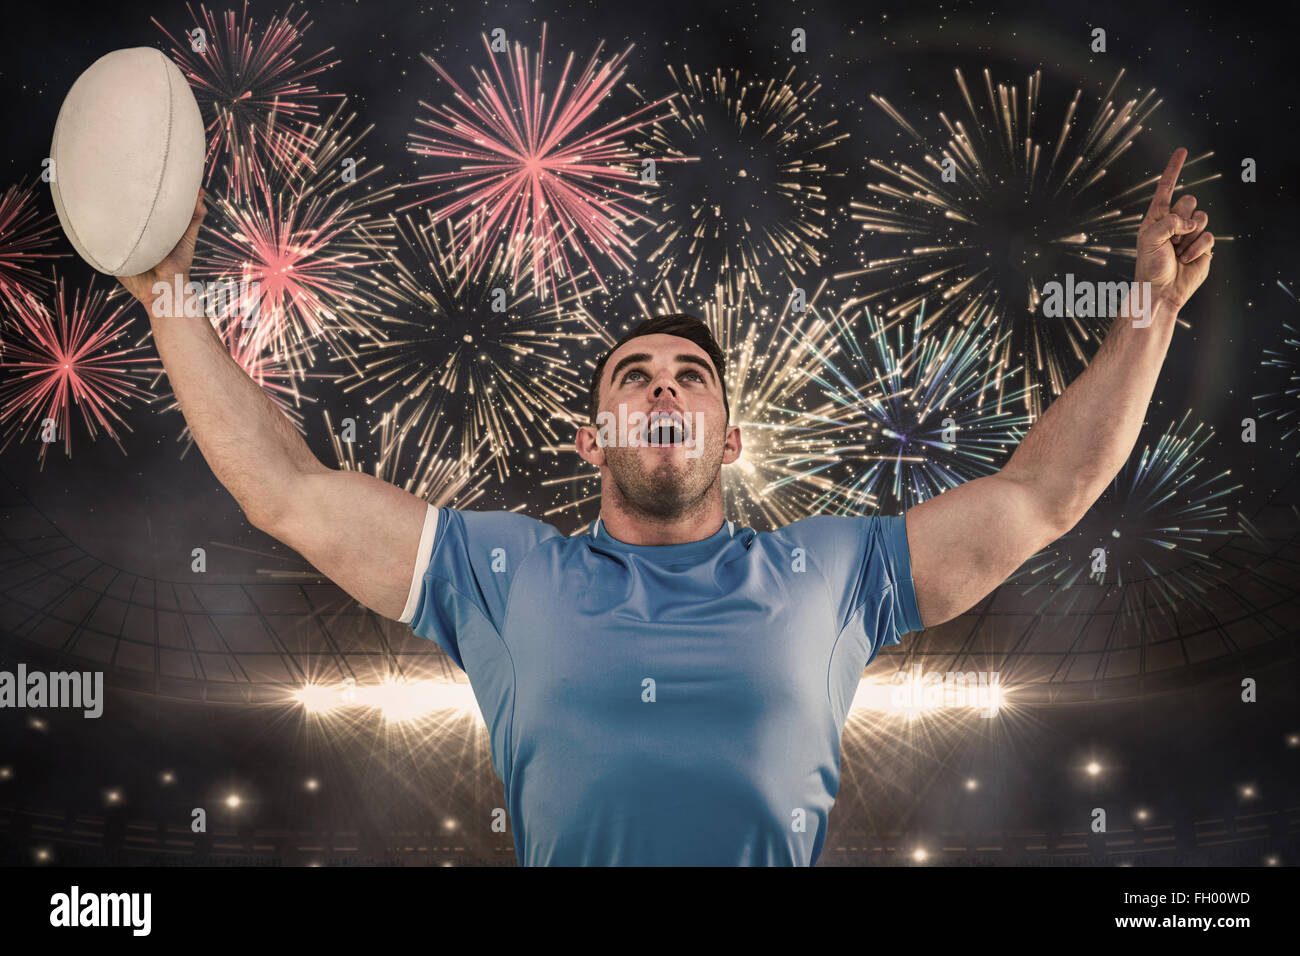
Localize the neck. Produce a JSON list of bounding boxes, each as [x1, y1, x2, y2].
[[597, 481, 725, 545]]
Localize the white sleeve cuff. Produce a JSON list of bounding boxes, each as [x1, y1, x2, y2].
[[398, 503, 440, 624]]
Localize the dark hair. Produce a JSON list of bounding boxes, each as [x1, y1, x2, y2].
[[588, 313, 729, 425]]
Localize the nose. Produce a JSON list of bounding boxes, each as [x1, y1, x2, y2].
[[652, 379, 678, 401]]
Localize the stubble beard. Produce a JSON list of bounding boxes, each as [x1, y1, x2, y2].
[[603, 437, 723, 521]]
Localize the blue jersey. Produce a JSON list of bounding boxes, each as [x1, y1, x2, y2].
[[399, 506, 923, 866]]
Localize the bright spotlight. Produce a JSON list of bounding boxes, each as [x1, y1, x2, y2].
[[295, 684, 342, 714], [1085, 761, 1101, 776], [305, 778, 319, 792], [964, 778, 978, 791], [104, 789, 121, 804], [912, 848, 928, 863], [369, 679, 442, 722], [850, 674, 1009, 715], [294, 677, 483, 724], [226, 793, 242, 809]]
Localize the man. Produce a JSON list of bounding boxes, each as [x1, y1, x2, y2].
[[119, 148, 1213, 865]]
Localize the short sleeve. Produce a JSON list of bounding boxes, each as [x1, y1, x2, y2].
[[780, 512, 924, 663], [399, 505, 562, 670]]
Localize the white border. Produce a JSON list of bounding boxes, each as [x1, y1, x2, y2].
[[398, 504, 440, 624]]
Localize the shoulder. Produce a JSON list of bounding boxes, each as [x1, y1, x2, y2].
[[425, 507, 569, 580], [439, 506, 566, 546], [764, 512, 897, 544], [759, 512, 911, 573]]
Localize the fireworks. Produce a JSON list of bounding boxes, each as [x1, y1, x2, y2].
[[324, 408, 492, 510], [335, 211, 604, 482], [0, 275, 159, 464], [1009, 411, 1242, 629], [537, 454, 602, 534], [403, 23, 673, 304], [804, 300, 1033, 513], [0, 180, 64, 320], [632, 64, 847, 311], [846, 68, 1217, 418], [701, 286, 875, 528], [1253, 280, 1300, 455], [154, 0, 343, 199], [195, 102, 393, 378]]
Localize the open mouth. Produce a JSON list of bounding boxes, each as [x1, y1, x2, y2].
[[645, 410, 688, 446]]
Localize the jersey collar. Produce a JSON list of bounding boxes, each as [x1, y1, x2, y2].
[[589, 516, 736, 556]]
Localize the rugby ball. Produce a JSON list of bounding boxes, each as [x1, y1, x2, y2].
[[49, 47, 205, 276]]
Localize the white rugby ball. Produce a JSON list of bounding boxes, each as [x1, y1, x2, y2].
[[50, 47, 205, 277]]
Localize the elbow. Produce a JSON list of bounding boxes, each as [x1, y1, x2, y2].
[[1046, 490, 1105, 541], [1036, 498, 1085, 545], [245, 461, 327, 535], [243, 486, 296, 537], [1044, 511, 1079, 545], [246, 502, 283, 536], [998, 468, 1086, 544]]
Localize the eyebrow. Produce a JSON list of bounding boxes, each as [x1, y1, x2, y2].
[[609, 352, 717, 387]]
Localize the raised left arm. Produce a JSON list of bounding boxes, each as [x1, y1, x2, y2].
[[904, 147, 1215, 628]]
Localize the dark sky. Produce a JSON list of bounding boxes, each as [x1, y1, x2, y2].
[[2, 0, 1298, 580]]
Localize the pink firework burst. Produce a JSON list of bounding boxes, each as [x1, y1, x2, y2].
[[403, 23, 675, 303], [194, 103, 393, 377], [0, 179, 65, 317], [154, 1, 342, 199], [0, 276, 159, 464]]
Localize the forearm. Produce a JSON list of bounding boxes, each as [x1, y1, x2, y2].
[[1001, 287, 1180, 530], [148, 294, 322, 528]]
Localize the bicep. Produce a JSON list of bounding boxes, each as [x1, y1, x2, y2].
[[259, 465, 430, 621], [905, 473, 1065, 629]]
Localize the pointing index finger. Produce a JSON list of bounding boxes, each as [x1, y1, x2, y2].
[[1147, 148, 1188, 219]]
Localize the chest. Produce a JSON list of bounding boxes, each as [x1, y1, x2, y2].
[[502, 554, 840, 727]]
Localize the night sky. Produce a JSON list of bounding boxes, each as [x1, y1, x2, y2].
[[2, 0, 1298, 584]]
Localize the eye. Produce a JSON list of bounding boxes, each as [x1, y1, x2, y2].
[[622, 369, 647, 383], [681, 369, 705, 383]]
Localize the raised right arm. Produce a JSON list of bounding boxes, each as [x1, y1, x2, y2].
[[121, 191, 428, 621]]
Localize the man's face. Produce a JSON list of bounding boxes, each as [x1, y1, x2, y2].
[[576, 333, 741, 518]]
